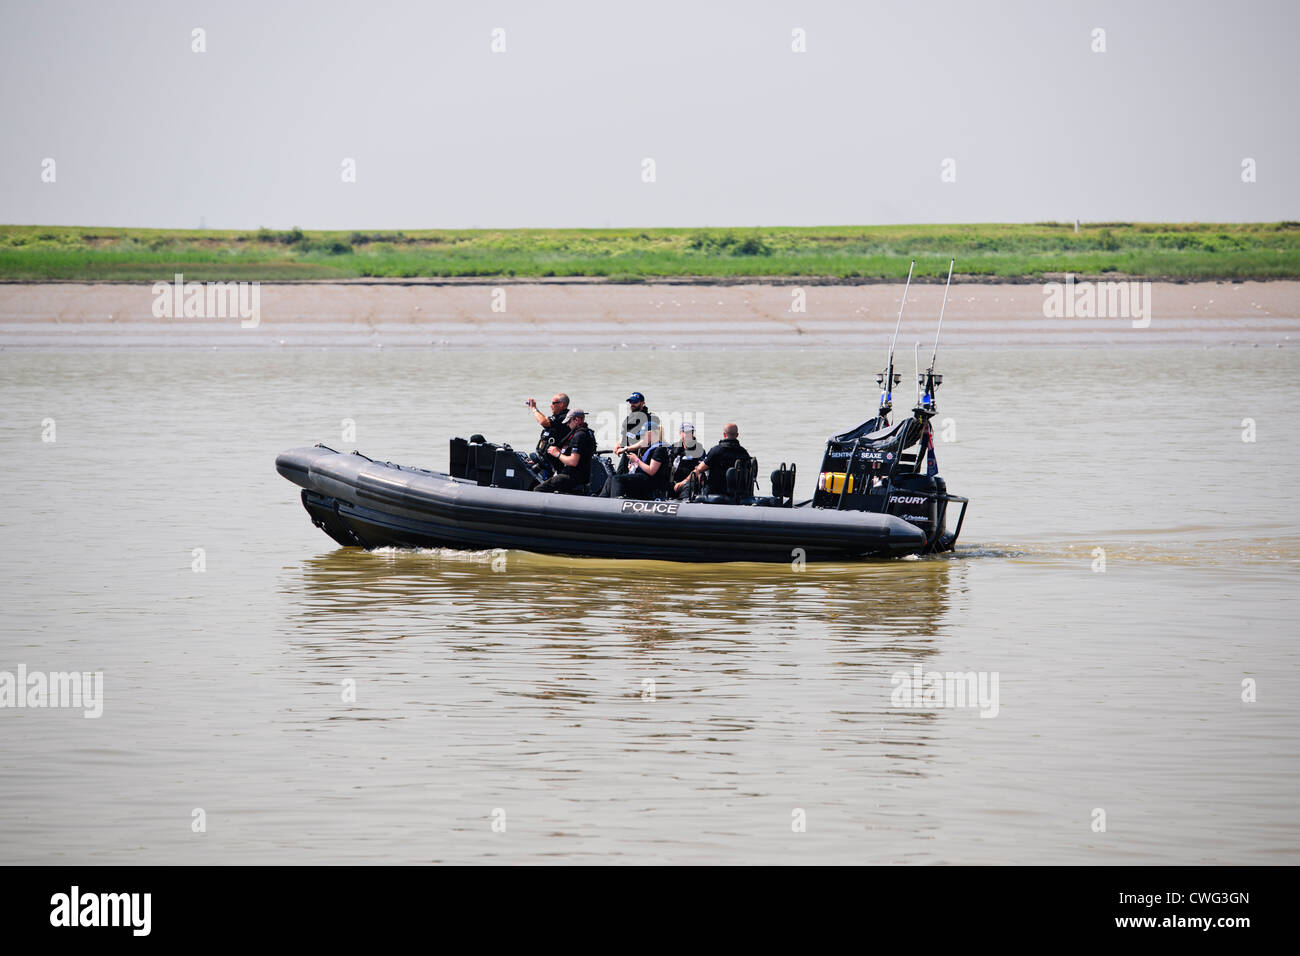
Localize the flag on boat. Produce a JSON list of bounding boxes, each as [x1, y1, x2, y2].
[[926, 431, 939, 477]]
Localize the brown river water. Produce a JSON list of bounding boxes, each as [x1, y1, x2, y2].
[[1, 346, 1297, 863]]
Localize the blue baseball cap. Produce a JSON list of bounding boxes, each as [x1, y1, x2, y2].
[[627, 392, 645, 403]]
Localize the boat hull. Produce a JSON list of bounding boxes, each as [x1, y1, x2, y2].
[[276, 445, 929, 562]]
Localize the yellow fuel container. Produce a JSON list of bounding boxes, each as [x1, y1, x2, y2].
[[818, 471, 853, 495]]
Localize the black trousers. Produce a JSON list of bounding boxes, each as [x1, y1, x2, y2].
[[534, 474, 582, 494], [601, 473, 663, 500]]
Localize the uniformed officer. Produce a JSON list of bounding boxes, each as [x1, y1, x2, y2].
[[668, 423, 706, 498], [533, 409, 596, 494], [527, 392, 571, 455], [613, 392, 660, 474], [601, 435, 673, 500], [684, 423, 751, 497]]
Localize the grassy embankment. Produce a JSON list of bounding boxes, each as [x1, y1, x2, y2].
[[1, 223, 1298, 282]]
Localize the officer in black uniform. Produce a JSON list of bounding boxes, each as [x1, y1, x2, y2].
[[526, 392, 571, 478], [613, 391, 660, 475], [600, 437, 672, 499], [533, 409, 596, 494], [668, 423, 705, 498], [687, 423, 751, 496]]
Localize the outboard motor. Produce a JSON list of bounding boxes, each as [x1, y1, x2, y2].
[[886, 472, 940, 543]]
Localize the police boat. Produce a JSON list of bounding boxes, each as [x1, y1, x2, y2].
[[276, 261, 968, 563]]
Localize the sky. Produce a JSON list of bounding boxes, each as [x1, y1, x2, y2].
[[1, 0, 1296, 229]]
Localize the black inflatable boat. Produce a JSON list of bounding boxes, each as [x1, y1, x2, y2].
[[277, 261, 969, 563]]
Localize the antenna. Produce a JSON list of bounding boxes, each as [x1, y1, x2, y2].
[[929, 259, 955, 371], [877, 260, 915, 420], [918, 259, 956, 414], [890, 260, 915, 361], [914, 342, 921, 405]]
